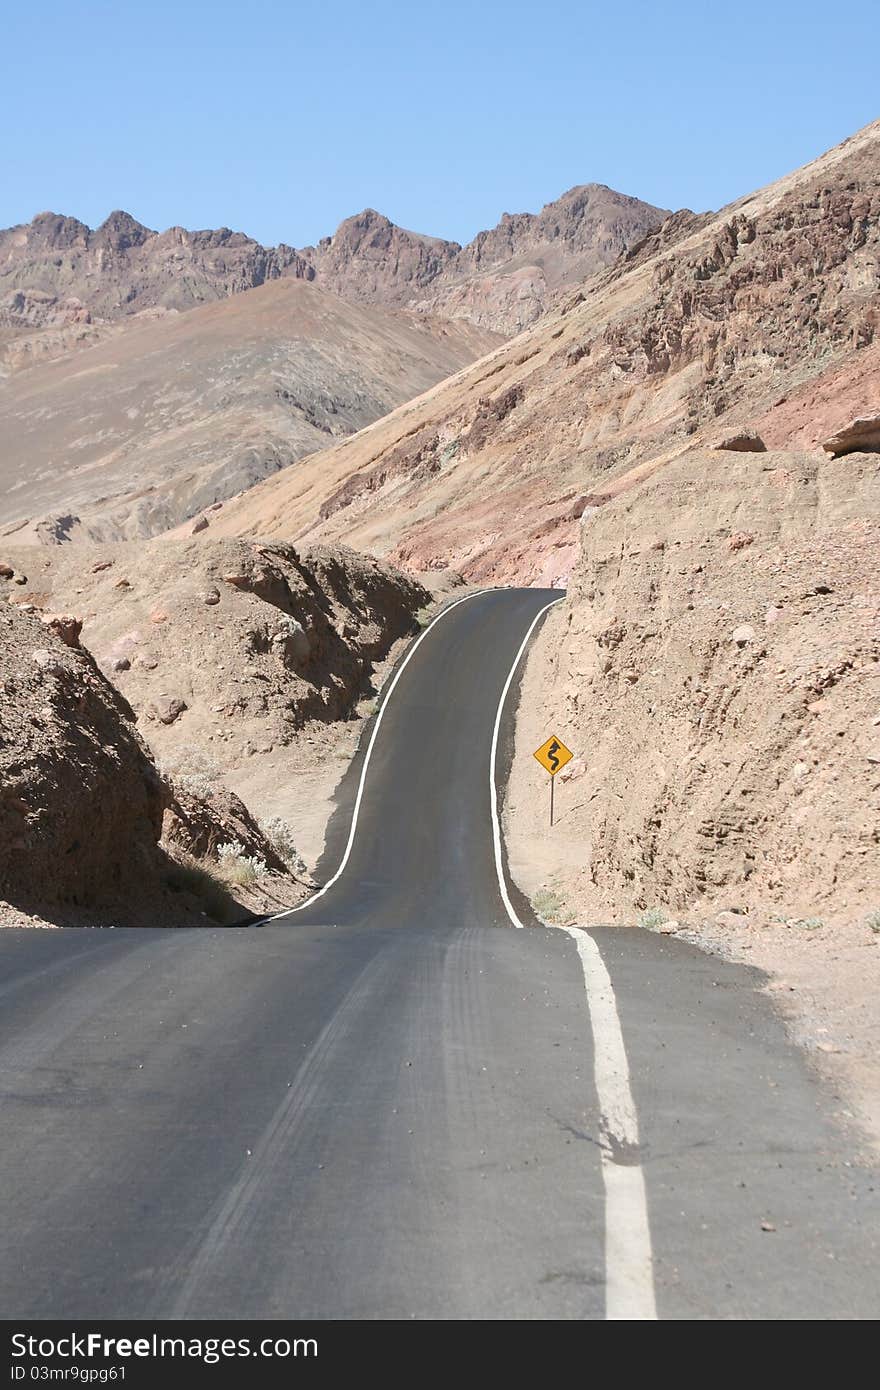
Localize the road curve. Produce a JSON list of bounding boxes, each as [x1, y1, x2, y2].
[[0, 587, 877, 1320]]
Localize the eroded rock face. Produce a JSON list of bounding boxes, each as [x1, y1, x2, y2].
[[40, 612, 82, 648], [518, 447, 880, 918], [0, 605, 166, 913], [162, 784, 287, 872], [0, 537, 431, 801]]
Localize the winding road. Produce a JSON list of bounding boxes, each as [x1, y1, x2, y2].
[[0, 588, 878, 1320]]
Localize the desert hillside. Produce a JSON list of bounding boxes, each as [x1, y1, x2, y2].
[[0, 279, 499, 544], [204, 120, 879, 585]]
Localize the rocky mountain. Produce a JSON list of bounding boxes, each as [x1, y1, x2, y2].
[[298, 186, 669, 334], [412, 184, 673, 333], [0, 184, 666, 350], [205, 119, 880, 587], [301, 210, 460, 306], [0, 209, 310, 334], [0, 278, 499, 543], [0, 599, 298, 927]]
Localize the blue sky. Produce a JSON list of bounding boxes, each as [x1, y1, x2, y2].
[[2, 0, 877, 247]]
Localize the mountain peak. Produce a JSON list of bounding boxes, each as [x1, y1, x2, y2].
[[25, 212, 91, 248], [93, 210, 154, 251]]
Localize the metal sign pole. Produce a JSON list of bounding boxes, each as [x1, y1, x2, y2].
[[533, 734, 572, 831]]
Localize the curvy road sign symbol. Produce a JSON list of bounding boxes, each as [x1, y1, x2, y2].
[[533, 734, 573, 776]]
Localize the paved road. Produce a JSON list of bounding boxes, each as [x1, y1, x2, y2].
[[0, 588, 878, 1319]]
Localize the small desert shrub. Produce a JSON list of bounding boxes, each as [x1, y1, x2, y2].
[[260, 816, 307, 875], [414, 607, 433, 628], [165, 853, 236, 923], [222, 859, 259, 886], [160, 749, 223, 801], [865, 909, 880, 935], [638, 906, 668, 930], [216, 838, 268, 884], [532, 886, 571, 924], [798, 916, 824, 931]]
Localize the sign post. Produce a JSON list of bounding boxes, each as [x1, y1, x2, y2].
[[532, 734, 574, 827]]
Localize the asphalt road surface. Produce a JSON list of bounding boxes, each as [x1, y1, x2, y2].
[[0, 588, 878, 1320]]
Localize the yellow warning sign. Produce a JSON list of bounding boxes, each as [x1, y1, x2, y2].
[[533, 735, 573, 777]]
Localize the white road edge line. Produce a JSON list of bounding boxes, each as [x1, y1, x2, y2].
[[489, 598, 565, 930], [267, 588, 490, 921], [489, 596, 658, 1322]]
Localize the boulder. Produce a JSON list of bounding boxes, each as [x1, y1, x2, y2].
[[151, 694, 187, 725], [712, 431, 767, 452], [821, 414, 880, 458], [727, 532, 755, 551]]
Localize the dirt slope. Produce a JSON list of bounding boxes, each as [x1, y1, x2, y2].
[[0, 279, 498, 544], [205, 119, 880, 583]]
